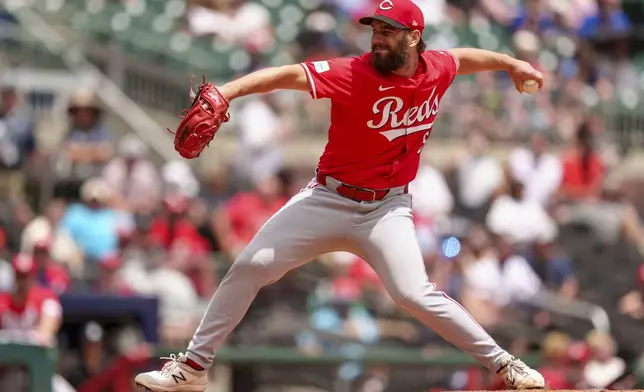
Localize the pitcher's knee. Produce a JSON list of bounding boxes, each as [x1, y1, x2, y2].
[[389, 285, 435, 313], [228, 247, 281, 285]]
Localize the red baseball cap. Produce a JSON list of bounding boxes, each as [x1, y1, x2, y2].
[[33, 237, 52, 251], [99, 253, 121, 270], [11, 253, 35, 275], [359, 0, 425, 33]]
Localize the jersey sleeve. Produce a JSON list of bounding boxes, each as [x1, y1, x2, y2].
[[424, 50, 460, 87], [299, 58, 353, 101]]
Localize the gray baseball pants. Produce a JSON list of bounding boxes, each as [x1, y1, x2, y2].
[[186, 176, 509, 370]]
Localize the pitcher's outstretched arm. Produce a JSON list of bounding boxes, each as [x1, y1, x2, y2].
[[219, 64, 309, 102]]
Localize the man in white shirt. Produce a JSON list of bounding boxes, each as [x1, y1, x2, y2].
[[457, 132, 504, 217], [508, 133, 562, 206], [234, 94, 291, 183], [486, 178, 558, 246]]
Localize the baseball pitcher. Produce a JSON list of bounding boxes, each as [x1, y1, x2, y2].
[[136, 0, 546, 391]]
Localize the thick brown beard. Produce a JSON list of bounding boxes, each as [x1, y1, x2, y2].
[[371, 38, 409, 74]]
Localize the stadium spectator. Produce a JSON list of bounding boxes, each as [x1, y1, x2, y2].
[[410, 161, 454, 220], [118, 234, 201, 346], [149, 194, 209, 254], [537, 331, 576, 389], [578, 0, 631, 39], [57, 89, 112, 200], [93, 253, 132, 295], [618, 264, 644, 320], [234, 94, 291, 185], [197, 166, 234, 254], [307, 252, 381, 345], [161, 159, 200, 198], [486, 177, 558, 246], [456, 132, 504, 222], [510, 0, 556, 34], [0, 253, 76, 392], [582, 330, 626, 388], [218, 172, 288, 258], [61, 178, 133, 268], [31, 239, 70, 294], [0, 241, 70, 294], [102, 134, 161, 214], [525, 233, 578, 299], [554, 177, 644, 251], [0, 85, 37, 199], [21, 198, 83, 277], [149, 194, 216, 297], [559, 119, 606, 200], [460, 231, 542, 327], [508, 133, 563, 206], [185, 0, 273, 53]]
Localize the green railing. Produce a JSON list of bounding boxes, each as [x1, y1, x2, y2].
[[0, 343, 57, 392], [0, 341, 542, 392]]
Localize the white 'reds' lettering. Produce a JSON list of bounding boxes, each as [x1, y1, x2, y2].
[[367, 86, 442, 142]]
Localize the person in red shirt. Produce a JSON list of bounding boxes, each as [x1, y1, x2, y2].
[[136, 1, 546, 390], [31, 239, 71, 294], [218, 173, 288, 257], [149, 196, 216, 298], [559, 119, 605, 201], [0, 253, 62, 345], [0, 254, 73, 392], [149, 194, 210, 253], [94, 253, 133, 295]]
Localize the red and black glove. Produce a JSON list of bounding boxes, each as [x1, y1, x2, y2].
[[169, 76, 230, 159]]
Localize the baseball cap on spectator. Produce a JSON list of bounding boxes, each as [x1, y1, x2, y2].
[[568, 340, 590, 363], [163, 194, 190, 214], [99, 253, 121, 270], [118, 134, 148, 159], [359, 0, 424, 33], [513, 30, 540, 55], [33, 237, 52, 251], [12, 253, 35, 276], [81, 177, 112, 204], [541, 331, 571, 361], [68, 88, 102, 114], [162, 160, 200, 198]]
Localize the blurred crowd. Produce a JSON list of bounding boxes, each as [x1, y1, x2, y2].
[[1, 0, 644, 390]]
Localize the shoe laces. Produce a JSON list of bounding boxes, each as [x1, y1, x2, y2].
[[159, 353, 186, 377], [503, 358, 528, 383]]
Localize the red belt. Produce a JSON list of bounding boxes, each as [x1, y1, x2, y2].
[[316, 173, 405, 202]]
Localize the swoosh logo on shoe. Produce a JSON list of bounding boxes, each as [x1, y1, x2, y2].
[[379, 85, 395, 91]]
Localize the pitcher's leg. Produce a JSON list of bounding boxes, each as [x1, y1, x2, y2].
[[357, 197, 507, 370], [357, 197, 544, 388], [186, 187, 351, 369]]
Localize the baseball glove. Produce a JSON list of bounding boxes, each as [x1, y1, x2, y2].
[[169, 76, 230, 159]]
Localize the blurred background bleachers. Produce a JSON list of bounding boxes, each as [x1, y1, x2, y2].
[[2, 0, 644, 391]]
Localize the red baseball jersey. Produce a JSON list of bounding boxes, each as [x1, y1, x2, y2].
[[0, 286, 61, 331], [301, 50, 459, 189]]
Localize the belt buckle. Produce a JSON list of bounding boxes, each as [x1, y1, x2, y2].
[[364, 188, 377, 202], [352, 186, 376, 202]]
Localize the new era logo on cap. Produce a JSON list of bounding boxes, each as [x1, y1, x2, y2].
[[360, 0, 425, 33]]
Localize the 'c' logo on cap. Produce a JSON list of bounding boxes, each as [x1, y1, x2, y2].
[[379, 0, 394, 10]]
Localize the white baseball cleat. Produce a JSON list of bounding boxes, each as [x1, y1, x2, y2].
[[135, 352, 207, 392], [497, 356, 545, 389]]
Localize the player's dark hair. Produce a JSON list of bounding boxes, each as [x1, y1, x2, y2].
[[417, 38, 426, 54]]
